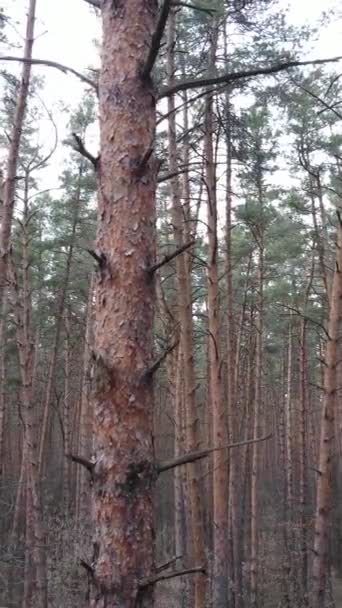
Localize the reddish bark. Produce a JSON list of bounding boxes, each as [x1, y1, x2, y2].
[[89, 1, 158, 605]]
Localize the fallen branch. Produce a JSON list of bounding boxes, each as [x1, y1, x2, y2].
[[159, 56, 342, 98], [141, 0, 172, 79], [157, 434, 272, 473], [0, 56, 97, 89], [148, 240, 195, 274], [140, 565, 205, 587]]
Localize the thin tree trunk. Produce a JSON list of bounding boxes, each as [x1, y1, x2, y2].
[[89, 1, 158, 605], [63, 309, 71, 516], [204, 23, 228, 608], [38, 165, 83, 475], [311, 216, 342, 608], [166, 10, 207, 608], [75, 276, 94, 526], [250, 165, 264, 608], [0, 0, 37, 307], [10, 170, 47, 608]]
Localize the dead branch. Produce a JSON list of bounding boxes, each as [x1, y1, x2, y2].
[[148, 240, 195, 274], [140, 565, 206, 587], [156, 555, 183, 573], [66, 453, 95, 474], [144, 340, 179, 378], [72, 133, 99, 169], [141, 0, 172, 79], [0, 56, 97, 89], [157, 434, 272, 473], [159, 56, 342, 98]]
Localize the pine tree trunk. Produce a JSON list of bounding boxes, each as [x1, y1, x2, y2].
[[76, 276, 94, 526], [311, 216, 342, 608], [38, 165, 83, 475], [204, 23, 228, 608], [10, 171, 47, 608], [63, 309, 71, 516], [166, 10, 207, 608], [89, 1, 158, 605], [0, 0, 37, 307]]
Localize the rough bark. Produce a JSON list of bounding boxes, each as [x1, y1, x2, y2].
[[311, 217, 342, 608], [89, 1, 158, 606]]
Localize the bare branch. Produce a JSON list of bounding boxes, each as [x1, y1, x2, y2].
[[141, 0, 172, 79], [66, 453, 95, 474], [0, 56, 97, 89], [291, 79, 342, 121], [156, 555, 183, 573], [144, 340, 179, 379], [140, 566, 206, 587], [72, 133, 99, 168], [148, 240, 195, 274], [157, 434, 272, 473], [159, 56, 342, 98]]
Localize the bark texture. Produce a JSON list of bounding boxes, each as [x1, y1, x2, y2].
[[90, 1, 158, 606]]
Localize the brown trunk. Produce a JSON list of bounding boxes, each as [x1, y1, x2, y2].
[[0, 0, 37, 307], [75, 276, 94, 525], [10, 170, 47, 608], [89, 1, 157, 605], [38, 165, 83, 475], [250, 169, 264, 608], [166, 10, 207, 608], [311, 217, 342, 608], [204, 23, 228, 608], [0, 293, 7, 475], [63, 309, 71, 516]]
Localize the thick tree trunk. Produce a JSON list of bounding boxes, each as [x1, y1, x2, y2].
[[89, 1, 158, 605], [0, 0, 37, 307], [63, 309, 71, 516], [166, 10, 207, 608], [311, 217, 342, 608]]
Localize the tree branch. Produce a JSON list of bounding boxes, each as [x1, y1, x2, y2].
[[72, 133, 99, 168], [144, 340, 179, 379], [157, 434, 272, 473], [0, 56, 97, 89], [140, 566, 206, 587], [141, 0, 172, 79], [66, 453, 95, 474], [159, 56, 342, 98], [148, 240, 195, 274]]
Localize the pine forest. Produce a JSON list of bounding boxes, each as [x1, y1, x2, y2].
[[1, 1, 342, 607]]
